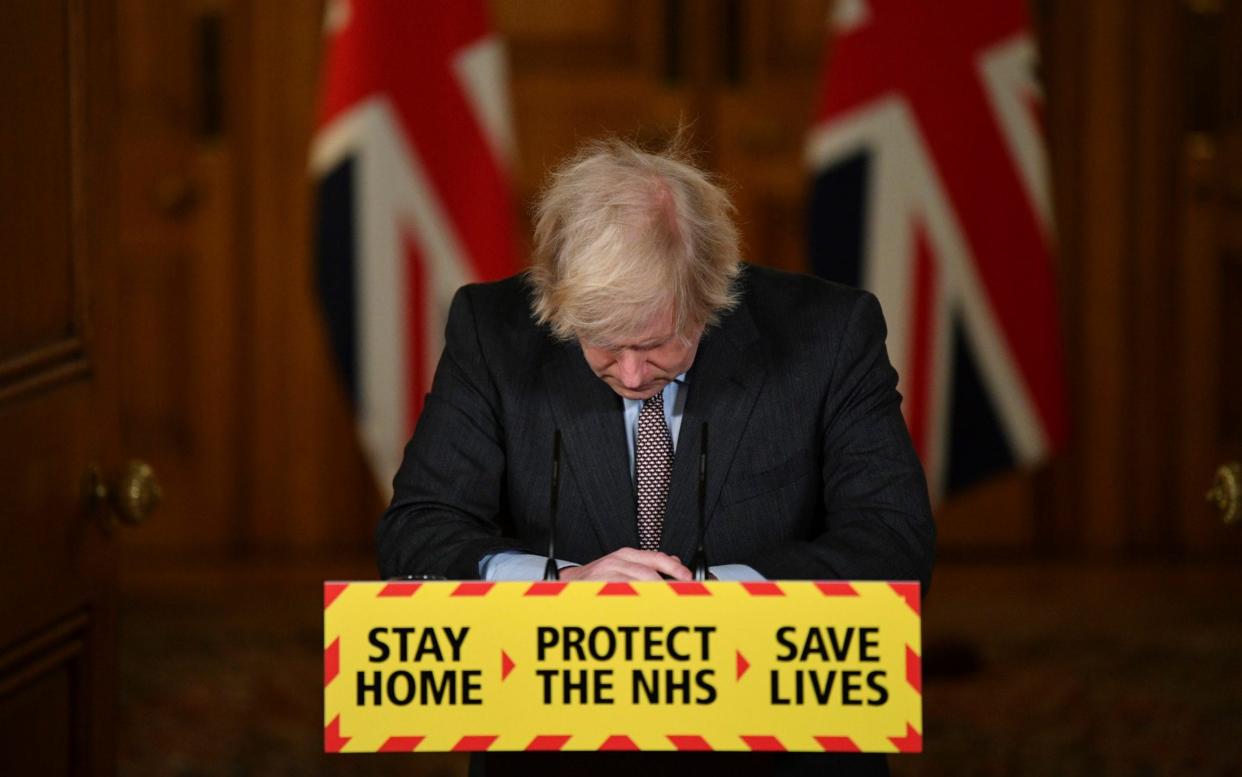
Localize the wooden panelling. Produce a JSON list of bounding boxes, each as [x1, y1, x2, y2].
[[1177, 137, 1229, 554], [0, 0, 106, 633], [0, 0, 88, 400], [106, 0, 383, 555], [1219, 252, 1242, 444], [709, 0, 829, 273], [1125, 0, 1182, 551], [1033, 0, 1085, 553], [500, 0, 692, 213], [753, 0, 832, 78], [1074, 0, 1128, 551], [1034, 0, 1242, 556], [1176, 0, 1242, 554], [94, 0, 1242, 559], [112, 0, 253, 551], [0, 615, 90, 777], [113, 1, 229, 550], [495, 0, 650, 72], [0, 659, 74, 776], [0, 1, 74, 357], [0, 0, 121, 773], [0, 673, 72, 776], [1216, 7, 1242, 553], [241, 0, 383, 549]]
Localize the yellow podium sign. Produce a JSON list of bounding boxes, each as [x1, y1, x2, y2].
[[324, 580, 921, 753]]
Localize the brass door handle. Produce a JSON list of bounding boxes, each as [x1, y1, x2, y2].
[[1206, 462, 1240, 526], [84, 460, 163, 529]]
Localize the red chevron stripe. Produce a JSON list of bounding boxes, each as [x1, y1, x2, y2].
[[890, 723, 923, 753], [324, 716, 349, 753], [889, 581, 921, 614], [906, 645, 922, 694], [525, 735, 571, 751], [451, 582, 495, 596], [324, 638, 340, 687], [668, 581, 711, 595], [667, 735, 713, 751], [814, 581, 859, 596], [741, 582, 784, 596], [524, 581, 568, 596], [599, 735, 639, 750], [598, 582, 638, 596], [378, 736, 424, 752], [324, 582, 348, 608], [378, 582, 421, 597], [452, 735, 498, 751], [741, 735, 785, 751], [814, 736, 860, 752]]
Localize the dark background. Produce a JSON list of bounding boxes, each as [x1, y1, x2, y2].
[[0, 1, 1239, 775]]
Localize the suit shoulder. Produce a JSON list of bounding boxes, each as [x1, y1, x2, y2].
[[449, 273, 558, 366], [457, 274, 534, 321], [739, 263, 875, 332]]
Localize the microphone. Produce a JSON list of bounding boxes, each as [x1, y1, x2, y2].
[[690, 423, 709, 581], [543, 430, 563, 581]]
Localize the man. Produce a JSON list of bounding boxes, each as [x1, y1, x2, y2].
[[377, 138, 934, 775], [379, 137, 933, 586]]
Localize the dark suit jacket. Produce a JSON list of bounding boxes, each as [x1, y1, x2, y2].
[[378, 263, 934, 588], [377, 264, 931, 777]]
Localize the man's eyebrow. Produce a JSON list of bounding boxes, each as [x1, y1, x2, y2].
[[629, 335, 672, 349], [594, 333, 672, 350], [636, 336, 668, 346]]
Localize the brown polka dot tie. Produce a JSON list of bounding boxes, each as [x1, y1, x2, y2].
[[635, 392, 673, 551]]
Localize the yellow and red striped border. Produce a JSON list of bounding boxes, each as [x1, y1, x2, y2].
[[325, 580, 922, 753]]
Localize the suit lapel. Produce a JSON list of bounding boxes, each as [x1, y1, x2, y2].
[[538, 288, 768, 563], [541, 344, 638, 553], [661, 298, 768, 562]]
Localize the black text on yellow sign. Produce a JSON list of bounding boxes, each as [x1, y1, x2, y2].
[[324, 580, 923, 752]]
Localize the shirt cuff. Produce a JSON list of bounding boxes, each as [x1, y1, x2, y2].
[[708, 563, 766, 581], [479, 551, 577, 581]]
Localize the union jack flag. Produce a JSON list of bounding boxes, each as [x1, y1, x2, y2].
[[806, 0, 1067, 502], [312, 0, 519, 488]]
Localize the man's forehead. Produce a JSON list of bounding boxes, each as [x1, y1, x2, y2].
[[588, 306, 677, 348], [622, 318, 677, 344]]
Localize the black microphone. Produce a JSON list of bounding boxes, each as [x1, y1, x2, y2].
[[543, 430, 563, 581], [690, 423, 709, 581]]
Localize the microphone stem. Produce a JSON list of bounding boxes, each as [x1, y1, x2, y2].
[[544, 430, 562, 581], [694, 423, 708, 581]]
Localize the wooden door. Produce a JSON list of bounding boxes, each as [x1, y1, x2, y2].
[[0, 1, 125, 775], [114, 0, 246, 553], [110, 0, 383, 555], [1178, 0, 1242, 555]]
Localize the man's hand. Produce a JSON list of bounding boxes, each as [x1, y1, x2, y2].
[[559, 548, 692, 581]]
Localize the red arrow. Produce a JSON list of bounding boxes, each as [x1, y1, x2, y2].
[[736, 650, 750, 680], [501, 649, 515, 681]]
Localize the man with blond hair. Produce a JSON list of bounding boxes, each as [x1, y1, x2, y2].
[[378, 137, 932, 775], [379, 137, 933, 590]]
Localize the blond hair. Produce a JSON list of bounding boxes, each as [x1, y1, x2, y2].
[[527, 136, 742, 344]]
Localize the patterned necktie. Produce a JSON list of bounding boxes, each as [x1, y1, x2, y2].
[[635, 391, 673, 551]]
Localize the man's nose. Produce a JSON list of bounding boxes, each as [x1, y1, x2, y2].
[[616, 350, 645, 388]]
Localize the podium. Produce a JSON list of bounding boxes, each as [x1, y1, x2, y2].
[[324, 580, 922, 753]]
